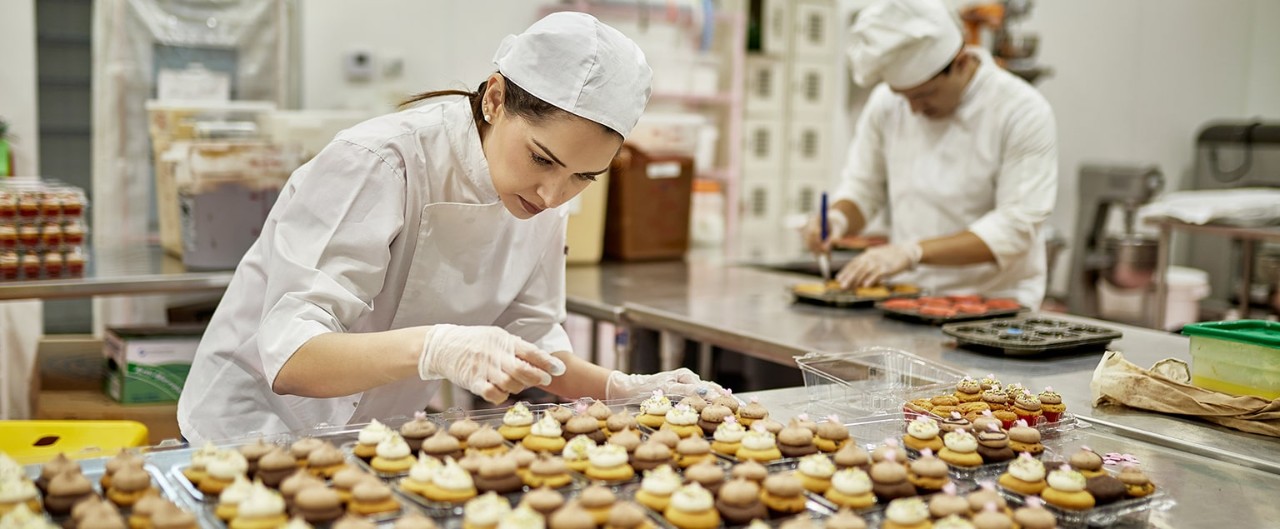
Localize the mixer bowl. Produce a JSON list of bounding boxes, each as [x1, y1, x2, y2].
[[1103, 235, 1160, 289]]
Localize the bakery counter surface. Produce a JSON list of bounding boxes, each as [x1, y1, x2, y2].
[[0, 245, 232, 300], [564, 261, 1280, 474]]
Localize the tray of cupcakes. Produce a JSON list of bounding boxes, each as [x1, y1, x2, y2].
[[903, 376, 1083, 439], [4, 449, 204, 529], [994, 446, 1173, 529]]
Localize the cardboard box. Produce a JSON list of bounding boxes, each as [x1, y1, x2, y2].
[[35, 390, 180, 444], [104, 325, 204, 404]]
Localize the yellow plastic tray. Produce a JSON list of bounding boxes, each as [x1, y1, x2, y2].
[[0, 420, 149, 464]]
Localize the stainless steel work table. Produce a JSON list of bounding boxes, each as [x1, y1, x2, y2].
[[564, 261, 1280, 475], [0, 245, 232, 300]]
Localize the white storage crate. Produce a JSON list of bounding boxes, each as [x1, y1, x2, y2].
[[745, 56, 787, 117], [791, 0, 839, 59], [743, 118, 787, 171], [789, 59, 837, 116]]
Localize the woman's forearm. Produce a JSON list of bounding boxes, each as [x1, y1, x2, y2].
[[542, 351, 611, 400], [272, 327, 425, 398]]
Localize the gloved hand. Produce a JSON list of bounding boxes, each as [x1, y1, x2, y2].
[[802, 208, 850, 255], [418, 324, 567, 404], [837, 242, 923, 289], [605, 368, 726, 401]]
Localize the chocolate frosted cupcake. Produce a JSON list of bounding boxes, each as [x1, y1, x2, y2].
[[256, 448, 299, 489], [564, 416, 607, 444], [293, 486, 344, 524], [777, 424, 819, 458], [730, 460, 768, 485], [400, 412, 439, 452], [714, 478, 767, 525], [833, 442, 870, 470], [697, 404, 732, 437], [1086, 474, 1127, 505], [680, 395, 709, 414], [632, 442, 674, 473], [37, 453, 79, 493], [475, 456, 524, 494], [684, 460, 726, 495], [102, 449, 144, 490], [46, 470, 98, 515], [238, 440, 274, 476], [587, 401, 613, 429], [868, 455, 916, 502], [824, 508, 867, 529], [605, 412, 638, 435], [448, 418, 482, 446], [737, 397, 769, 427], [422, 430, 464, 461], [520, 486, 565, 517], [975, 427, 1016, 464], [606, 502, 650, 529]]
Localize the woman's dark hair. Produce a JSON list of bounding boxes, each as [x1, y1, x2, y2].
[[401, 74, 620, 138]]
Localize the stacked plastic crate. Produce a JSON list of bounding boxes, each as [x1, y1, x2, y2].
[[739, 0, 840, 259], [0, 180, 88, 280]]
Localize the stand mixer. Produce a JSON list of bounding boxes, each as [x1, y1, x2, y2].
[[1067, 164, 1165, 318]]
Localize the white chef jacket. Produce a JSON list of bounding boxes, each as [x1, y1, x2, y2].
[[834, 48, 1057, 308], [177, 98, 573, 444]]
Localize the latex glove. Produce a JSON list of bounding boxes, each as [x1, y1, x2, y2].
[[837, 242, 923, 289], [802, 208, 850, 255], [605, 368, 727, 401], [418, 324, 566, 404]]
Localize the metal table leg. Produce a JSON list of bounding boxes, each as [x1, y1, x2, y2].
[[696, 342, 713, 380], [1151, 224, 1172, 329]]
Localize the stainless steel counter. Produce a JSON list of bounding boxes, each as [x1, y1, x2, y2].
[[0, 245, 232, 300], [564, 261, 1280, 474]]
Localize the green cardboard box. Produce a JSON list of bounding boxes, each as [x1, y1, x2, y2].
[[103, 325, 205, 403]]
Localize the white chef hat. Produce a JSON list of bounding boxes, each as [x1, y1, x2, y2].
[[493, 12, 653, 138], [847, 0, 963, 89]]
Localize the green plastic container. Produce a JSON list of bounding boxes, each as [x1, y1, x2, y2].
[[1182, 320, 1280, 399]]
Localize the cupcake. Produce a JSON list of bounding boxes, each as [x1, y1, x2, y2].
[[906, 449, 950, 494], [1011, 497, 1057, 529], [279, 471, 325, 510], [182, 443, 219, 486], [938, 430, 983, 469], [815, 416, 851, 453], [868, 454, 916, 502], [509, 445, 538, 481], [520, 487, 565, 517], [1006, 421, 1043, 457], [903, 416, 944, 453], [737, 397, 769, 428], [685, 460, 726, 495], [606, 412, 638, 436], [399, 454, 442, 498], [254, 448, 298, 489], [422, 458, 478, 504], [579, 486, 616, 526], [980, 389, 1008, 413], [289, 438, 325, 466], [151, 504, 200, 529], [664, 483, 720, 529], [102, 450, 145, 490], [562, 435, 596, 473], [523, 416, 568, 454], [200, 450, 249, 495], [939, 412, 972, 435], [229, 482, 288, 529], [871, 439, 909, 464], [334, 466, 378, 504], [305, 443, 346, 479], [0, 475, 41, 514], [792, 453, 834, 494], [216, 476, 254, 521], [1040, 465, 1094, 511], [584, 444, 634, 482], [293, 486, 343, 524], [548, 502, 595, 529], [401, 411, 440, 451], [998, 453, 1046, 495], [833, 443, 870, 471], [970, 411, 1001, 434], [349, 480, 400, 516], [632, 465, 680, 514], [607, 427, 643, 460], [449, 419, 483, 448], [105, 466, 154, 508], [881, 498, 930, 529], [675, 436, 713, 469], [354, 420, 393, 461], [464, 492, 511, 529], [632, 441, 674, 472], [711, 394, 741, 415], [475, 456, 524, 494], [928, 483, 969, 519], [565, 416, 607, 444], [587, 401, 613, 430], [714, 478, 767, 525], [1037, 388, 1065, 422], [660, 405, 702, 439], [992, 408, 1019, 431], [730, 460, 768, 485], [955, 378, 983, 403], [1118, 463, 1155, 498], [0, 252, 17, 279], [968, 431, 1010, 466], [1085, 474, 1126, 505], [129, 495, 171, 529], [500, 505, 546, 529], [824, 508, 868, 529], [372, 433, 416, 473], [681, 394, 709, 414], [710, 417, 746, 456], [468, 426, 509, 457], [648, 430, 681, 451], [638, 391, 673, 429], [333, 515, 376, 529], [970, 503, 1014, 529], [525, 455, 572, 489], [696, 404, 732, 437], [735, 425, 782, 462], [606, 502, 652, 529], [69, 498, 116, 528], [965, 482, 1012, 517], [238, 441, 273, 477], [1011, 394, 1043, 425], [760, 472, 806, 516], [395, 513, 439, 529], [777, 423, 819, 458], [756, 418, 784, 436], [548, 406, 575, 426], [1067, 447, 1105, 478]]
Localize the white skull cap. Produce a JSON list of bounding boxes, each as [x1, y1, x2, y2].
[[493, 12, 653, 138], [847, 0, 963, 89]]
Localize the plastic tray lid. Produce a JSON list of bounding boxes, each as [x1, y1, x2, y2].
[[1181, 320, 1280, 349], [796, 347, 970, 411]]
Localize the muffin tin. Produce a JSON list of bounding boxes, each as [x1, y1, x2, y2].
[[876, 295, 1026, 325], [790, 283, 922, 309], [942, 318, 1124, 356]]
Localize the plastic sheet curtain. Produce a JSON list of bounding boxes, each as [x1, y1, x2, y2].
[[91, 0, 295, 330]]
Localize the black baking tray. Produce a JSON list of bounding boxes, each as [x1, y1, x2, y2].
[[877, 301, 1026, 325], [790, 284, 920, 309], [942, 318, 1123, 356]]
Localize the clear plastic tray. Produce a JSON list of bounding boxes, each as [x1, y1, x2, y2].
[[20, 460, 193, 527], [900, 388, 1087, 441], [796, 347, 969, 415], [999, 480, 1174, 529], [614, 479, 845, 529]]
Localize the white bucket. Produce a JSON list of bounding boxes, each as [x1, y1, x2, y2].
[[1164, 266, 1211, 330]]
